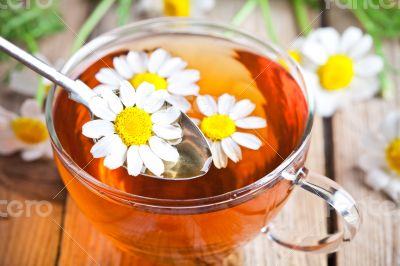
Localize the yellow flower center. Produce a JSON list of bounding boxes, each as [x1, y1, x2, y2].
[[114, 107, 152, 146], [130, 72, 167, 91], [278, 50, 302, 69], [386, 138, 400, 176], [163, 0, 190, 16], [317, 54, 354, 91], [200, 114, 236, 141], [11, 117, 48, 144]]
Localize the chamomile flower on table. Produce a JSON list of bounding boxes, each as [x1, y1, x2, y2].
[[299, 27, 384, 117], [95, 48, 200, 112], [0, 99, 52, 161], [359, 112, 400, 203], [194, 94, 267, 169], [82, 81, 182, 177], [137, 0, 215, 17]]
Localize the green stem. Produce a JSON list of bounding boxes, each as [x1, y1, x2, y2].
[[35, 77, 46, 107], [259, 0, 279, 44], [117, 0, 133, 25], [71, 0, 116, 53], [292, 0, 311, 36], [373, 36, 394, 98], [231, 0, 258, 26]]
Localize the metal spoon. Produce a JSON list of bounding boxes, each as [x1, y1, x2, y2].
[[0, 37, 212, 180]]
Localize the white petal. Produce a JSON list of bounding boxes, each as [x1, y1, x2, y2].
[[365, 168, 391, 191], [153, 124, 182, 140], [349, 77, 379, 101], [90, 134, 118, 158], [166, 94, 191, 112], [149, 136, 179, 162], [72, 80, 98, 106], [167, 69, 200, 84], [93, 84, 116, 95], [139, 144, 164, 176], [302, 40, 329, 65], [119, 80, 136, 108], [355, 55, 383, 77], [382, 112, 400, 141], [20, 99, 42, 119], [218, 93, 236, 115], [95, 68, 123, 86], [235, 117, 267, 129], [0, 130, 25, 155], [210, 141, 228, 169], [349, 34, 373, 59], [0, 105, 17, 121], [196, 95, 217, 116], [232, 132, 262, 150], [151, 106, 181, 125], [135, 82, 156, 108], [221, 137, 242, 163], [339, 26, 363, 53], [9, 69, 38, 96], [143, 92, 165, 113], [167, 83, 199, 96], [43, 141, 53, 159], [157, 57, 187, 77], [82, 120, 115, 139], [314, 27, 340, 55], [359, 154, 386, 172], [89, 96, 117, 121], [229, 99, 256, 120], [21, 145, 46, 161], [148, 48, 170, 74], [104, 138, 127, 170], [127, 145, 143, 176], [94, 86, 123, 114], [113, 56, 134, 79], [126, 51, 148, 73]]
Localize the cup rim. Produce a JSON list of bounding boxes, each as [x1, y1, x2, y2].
[[45, 17, 314, 209]]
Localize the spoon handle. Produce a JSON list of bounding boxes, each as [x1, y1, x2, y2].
[[0, 36, 79, 96]]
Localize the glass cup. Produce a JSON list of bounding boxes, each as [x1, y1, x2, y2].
[[45, 18, 361, 264]]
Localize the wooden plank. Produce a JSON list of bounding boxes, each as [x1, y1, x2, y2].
[[326, 7, 400, 266], [0, 1, 91, 265]]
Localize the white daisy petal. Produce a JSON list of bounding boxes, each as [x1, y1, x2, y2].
[[232, 132, 262, 150], [210, 141, 228, 169], [20, 99, 42, 119], [168, 69, 200, 84], [315, 27, 340, 55], [196, 95, 217, 116], [104, 138, 127, 170], [127, 145, 143, 176], [93, 84, 116, 95], [218, 93, 236, 115], [149, 136, 179, 162], [139, 144, 164, 176], [221, 137, 242, 163], [166, 94, 191, 112], [119, 81, 136, 108], [153, 124, 182, 140], [302, 40, 329, 65], [151, 106, 181, 125], [143, 92, 165, 113], [167, 83, 199, 96], [82, 120, 115, 139], [359, 154, 386, 172], [135, 82, 156, 108], [365, 168, 391, 191], [21, 145, 46, 162], [94, 86, 123, 114], [89, 96, 117, 121], [339, 26, 363, 53], [355, 55, 383, 77], [72, 80, 98, 106], [148, 48, 170, 74], [0, 130, 25, 155], [349, 77, 379, 101], [157, 57, 187, 77], [126, 51, 148, 73], [349, 34, 373, 59], [0, 105, 17, 121], [95, 68, 123, 86], [235, 116, 267, 129], [113, 56, 134, 79], [229, 99, 256, 120], [382, 112, 400, 141], [90, 134, 118, 158]]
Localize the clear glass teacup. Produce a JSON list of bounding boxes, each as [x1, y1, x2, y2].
[[45, 18, 361, 264]]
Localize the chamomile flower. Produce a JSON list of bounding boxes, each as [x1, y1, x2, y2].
[[194, 94, 267, 169], [95, 48, 200, 112], [137, 0, 215, 17], [359, 112, 400, 203], [300, 27, 384, 117], [82, 81, 182, 176], [0, 99, 52, 161]]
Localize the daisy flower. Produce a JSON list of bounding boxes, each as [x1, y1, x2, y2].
[[0, 99, 52, 161], [300, 27, 384, 117], [137, 0, 215, 17], [82, 81, 182, 176], [95, 48, 200, 113], [359, 111, 400, 203], [194, 94, 267, 169]]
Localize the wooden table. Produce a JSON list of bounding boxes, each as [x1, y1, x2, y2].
[[0, 1, 398, 265]]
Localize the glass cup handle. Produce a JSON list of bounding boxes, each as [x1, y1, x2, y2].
[[263, 167, 361, 253]]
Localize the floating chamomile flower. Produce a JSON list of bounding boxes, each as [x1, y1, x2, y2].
[[82, 81, 182, 177], [95, 48, 200, 113], [300, 27, 384, 117], [0, 99, 52, 161], [359, 112, 400, 203], [194, 94, 267, 169]]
